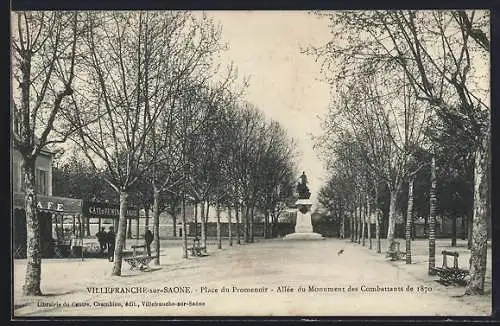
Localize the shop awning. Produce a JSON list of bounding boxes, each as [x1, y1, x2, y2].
[[13, 192, 83, 214]]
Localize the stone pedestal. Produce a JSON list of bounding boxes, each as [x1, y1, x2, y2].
[[283, 199, 324, 240]]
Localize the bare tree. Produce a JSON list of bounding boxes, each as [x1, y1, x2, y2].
[[11, 11, 88, 295], [71, 12, 195, 275], [142, 12, 230, 263], [310, 9, 489, 294], [318, 69, 431, 256]]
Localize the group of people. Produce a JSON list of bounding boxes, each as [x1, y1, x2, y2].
[[95, 227, 155, 261], [95, 227, 116, 262]]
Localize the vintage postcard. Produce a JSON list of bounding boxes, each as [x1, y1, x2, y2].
[[11, 10, 492, 318]]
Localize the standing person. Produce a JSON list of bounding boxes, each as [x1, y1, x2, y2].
[[106, 226, 116, 262], [144, 228, 154, 257], [95, 227, 107, 255]]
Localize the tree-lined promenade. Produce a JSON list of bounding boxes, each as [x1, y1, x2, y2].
[[310, 10, 490, 296], [12, 11, 297, 296], [12, 9, 490, 308]]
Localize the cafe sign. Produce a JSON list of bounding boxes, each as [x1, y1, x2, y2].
[[82, 201, 138, 219], [13, 192, 83, 213]]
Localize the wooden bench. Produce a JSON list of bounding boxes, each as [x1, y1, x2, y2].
[[431, 250, 469, 286], [82, 242, 103, 258], [387, 241, 406, 261], [121, 244, 156, 271], [131, 244, 147, 255], [187, 237, 207, 257]]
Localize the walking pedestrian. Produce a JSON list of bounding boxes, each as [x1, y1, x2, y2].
[[106, 226, 116, 262], [144, 228, 154, 257], [95, 227, 107, 255]]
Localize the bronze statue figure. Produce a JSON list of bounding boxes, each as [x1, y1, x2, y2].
[[297, 171, 311, 199]]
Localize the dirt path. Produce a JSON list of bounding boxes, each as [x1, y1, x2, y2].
[[13, 238, 491, 317]]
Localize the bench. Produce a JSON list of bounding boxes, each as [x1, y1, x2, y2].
[[123, 255, 157, 271], [187, 237, 207, 257], [431, 250, 469, 286], [131, 244, 147, 256], [386, 241, 406, 261], [82, 242, 103, 258], [121, 244, 156, 271]]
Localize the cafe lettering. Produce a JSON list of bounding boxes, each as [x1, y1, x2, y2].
[[13, 192, 83, 213], [37, 200, 64, 212], [13, 193, 84, 259]]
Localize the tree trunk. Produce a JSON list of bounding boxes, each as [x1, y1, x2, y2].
[[375, 186, 381, 254], [135, 217, 140, 239], [112, 191, 129, 276], [85, 216, 91, 237], [216, 201, 221, 249], [200, 201, 207, 254], [203, 199, 209, 252], [424, 213, 428, 237], [98, 217, 102, 237], [250, 204, 255, 243], [451, 215, 457, 247], [264, 210, 269, 239], [153, 190, 160, 265], [367, 196, 372, 249], [405, 178, 414, 264], [22, 158, 42, 296], [353, 207, 357, 243], [181, 191, 188, 259], [236, 203, 241, 244], [194, 202, 198, 238], [361, 200, 366, 247], [465, 136, 489, 295], [386, 188, 399, 255], [341, 213, 345, 239], [350, 209, 355, 242], [353, 208, 358, 243], [77, 214, 82, 239], [144, 206, 149, 230], [357, 204, 362, 244], [428, 157, 437, 275], [411, 214, 416, 241], [228, 206, 233, 246], [244, 205, 249, 243], [172, 212, 177, 237]]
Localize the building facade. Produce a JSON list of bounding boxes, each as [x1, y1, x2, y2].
[[12, 147, 53, 196], [12, 146, 85, 258]]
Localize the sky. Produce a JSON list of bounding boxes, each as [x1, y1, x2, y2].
[[205, 11, 334, 199]]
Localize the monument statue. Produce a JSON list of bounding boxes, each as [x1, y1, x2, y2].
[[297, 171, 311, 199], [283, 171, 324, 240]]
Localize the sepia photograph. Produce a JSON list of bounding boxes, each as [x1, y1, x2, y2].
[[11, 9, 491, 318]]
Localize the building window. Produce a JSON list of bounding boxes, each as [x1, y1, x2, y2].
[[36, 169, 48, 195]]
